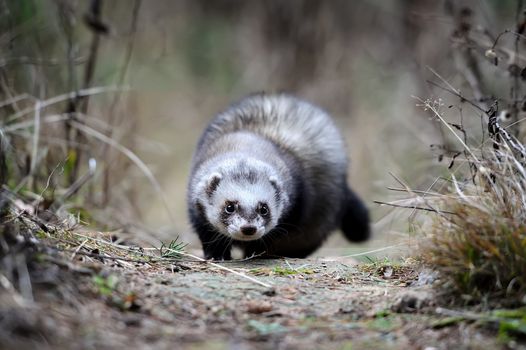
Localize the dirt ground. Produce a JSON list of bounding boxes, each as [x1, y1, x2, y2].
[[1, 231, 518, 350]]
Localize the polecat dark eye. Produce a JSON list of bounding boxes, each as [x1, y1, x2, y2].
[[258, 203, 269, 216], [225, 203, 236, 214]]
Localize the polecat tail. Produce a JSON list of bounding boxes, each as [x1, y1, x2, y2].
[[341, 186, 370, 242]]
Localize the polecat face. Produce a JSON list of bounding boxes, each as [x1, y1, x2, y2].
[[197, 170, 285, 241]]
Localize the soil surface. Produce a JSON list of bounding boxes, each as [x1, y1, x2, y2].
[[1, 238, 513, 350]]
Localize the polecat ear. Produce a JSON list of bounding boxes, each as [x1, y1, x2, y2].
[[269, 176, 289, 208], [205, 172, 222, 198], [268, 176, 282, 202]]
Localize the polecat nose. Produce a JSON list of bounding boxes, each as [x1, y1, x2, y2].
[[240, 225, 257, 236]]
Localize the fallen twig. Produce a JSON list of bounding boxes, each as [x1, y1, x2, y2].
[[176, 251, 274, 289]]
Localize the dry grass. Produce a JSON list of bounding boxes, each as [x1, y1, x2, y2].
[[364, 3, 526, 307], [423, 142, 526, 305], [380, 96, 526, 310], [416, 3, 526, 307], [0, 1, 148, 234]]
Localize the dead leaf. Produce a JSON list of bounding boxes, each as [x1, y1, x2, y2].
[[246, 301, 273, 314]]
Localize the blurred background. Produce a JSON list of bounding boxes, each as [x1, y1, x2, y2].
[[1, 0, 521, 257]]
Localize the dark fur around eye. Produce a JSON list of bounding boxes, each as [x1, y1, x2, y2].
[[257, 203, 269, 216], [224, 201, 237, 214]]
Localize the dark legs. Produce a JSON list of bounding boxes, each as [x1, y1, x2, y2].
[[190, 206, 232, 260], [200, 233, 232, 260]]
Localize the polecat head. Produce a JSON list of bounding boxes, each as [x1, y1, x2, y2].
[[195, 159, 288, 241]]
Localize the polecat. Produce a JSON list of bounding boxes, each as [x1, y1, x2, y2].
[[187, 93, 369, 260]]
